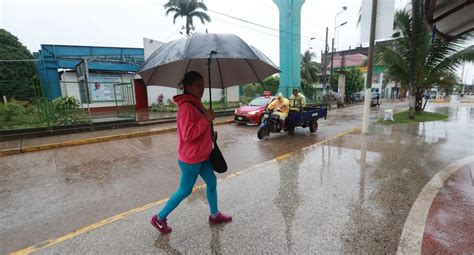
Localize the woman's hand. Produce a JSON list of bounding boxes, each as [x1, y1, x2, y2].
[[205, 109, 215, 122]]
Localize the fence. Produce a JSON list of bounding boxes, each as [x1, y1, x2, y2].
[[0, 79, 136, 131]]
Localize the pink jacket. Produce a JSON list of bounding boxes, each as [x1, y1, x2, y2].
[[173, 94, 213, 164]]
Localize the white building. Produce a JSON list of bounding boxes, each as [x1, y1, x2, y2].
[[358, 0, 396, 44]]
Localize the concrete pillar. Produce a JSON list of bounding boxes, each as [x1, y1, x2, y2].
[[337, 71, 346, 104], [273, 0, 305, 97]]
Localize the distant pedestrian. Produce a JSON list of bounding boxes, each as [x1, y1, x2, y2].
[[150, 71, 232, 235]]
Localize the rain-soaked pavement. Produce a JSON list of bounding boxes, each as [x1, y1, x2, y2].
[[2, 102, 474, 254]]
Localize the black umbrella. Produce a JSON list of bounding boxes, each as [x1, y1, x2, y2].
[[138, 32, 280, 109]]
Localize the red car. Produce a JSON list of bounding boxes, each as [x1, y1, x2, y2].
[[234, 96, 275, 125]]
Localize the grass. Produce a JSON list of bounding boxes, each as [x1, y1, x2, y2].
[[202, 102, 240, 111], [378, 110, 448, 125]]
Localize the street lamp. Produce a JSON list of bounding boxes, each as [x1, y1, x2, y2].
[[327, 6, 348, 94], [307, 37, 315, 50], [330, 21, 348, 90], [334, 6, 347, 37], [336, 22, 348, 29], [334, 6, 348, 50]]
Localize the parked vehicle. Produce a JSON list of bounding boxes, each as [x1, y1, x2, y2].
[[234, 96, 275, 125], [348, 92, 363, 103], [257, 104, 328, 140], [370, 92, 380, 107]]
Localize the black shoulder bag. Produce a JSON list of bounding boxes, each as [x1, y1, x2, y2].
[[185, 102, 228, 173]]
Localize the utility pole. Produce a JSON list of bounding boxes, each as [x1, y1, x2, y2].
[[323, 27, 329, 92], [362, 0, 377, 134], [330, 37, 335, 90], [461, 62, 465, 95]]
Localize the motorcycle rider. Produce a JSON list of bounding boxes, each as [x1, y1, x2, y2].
[[267, 93, 289, 132]]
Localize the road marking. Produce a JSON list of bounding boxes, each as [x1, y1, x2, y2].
[[10, 126, 361, 255], [10, 197, 169, 255], [397, 155, 474, 255], [276, 153, 292, 161]]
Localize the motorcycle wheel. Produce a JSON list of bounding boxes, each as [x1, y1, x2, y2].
[[257, 127, 267, 140]]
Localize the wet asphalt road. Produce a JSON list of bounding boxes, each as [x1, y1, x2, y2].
[[31, 105, 474, 254], [1, 103, 396, 253]]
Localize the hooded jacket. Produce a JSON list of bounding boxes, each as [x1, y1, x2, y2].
[[173, 94, 213, 164]]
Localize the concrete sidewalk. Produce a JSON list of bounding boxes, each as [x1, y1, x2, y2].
[[0, 116, 234, 156], [0, 100, 409, 157], [14, 105, 473, 254]]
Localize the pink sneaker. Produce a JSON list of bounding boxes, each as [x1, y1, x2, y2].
[[209, 212, 232, 225], [150, 215, 172, 234]]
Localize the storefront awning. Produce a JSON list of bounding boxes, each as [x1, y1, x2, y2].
[[425, 0, 474, 41]]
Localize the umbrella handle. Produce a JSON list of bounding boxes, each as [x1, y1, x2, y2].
[[207, 51, 217, 111], [207, 50, 217, 135]]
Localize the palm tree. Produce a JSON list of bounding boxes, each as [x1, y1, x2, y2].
[[300, 50, 321, 85], [376, 3, 473, 115], [164, 0, 211, 36]]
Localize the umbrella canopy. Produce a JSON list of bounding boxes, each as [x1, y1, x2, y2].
[[138, 33, 280, 88]]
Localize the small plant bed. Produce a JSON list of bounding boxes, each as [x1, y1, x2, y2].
[[378, 110, 448, 125]]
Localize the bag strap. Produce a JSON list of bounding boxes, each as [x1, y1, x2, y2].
[[183, 101, 217, 142]]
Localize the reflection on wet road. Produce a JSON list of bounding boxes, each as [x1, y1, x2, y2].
[[1, 104, 373, 253], [34, 105, 473, 254]]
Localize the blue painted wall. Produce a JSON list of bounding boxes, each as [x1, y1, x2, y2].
[[273, 0, 305, 97], [34, 45, 144, 99]]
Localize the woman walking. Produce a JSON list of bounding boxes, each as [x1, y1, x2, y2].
[[150, 71, 232, 234]]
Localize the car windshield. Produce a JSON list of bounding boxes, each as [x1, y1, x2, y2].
[[249, 98, 269, 106]]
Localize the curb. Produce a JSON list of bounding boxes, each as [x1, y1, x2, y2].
[[0, 120, 234, 157], [397, 155, 474, 254]]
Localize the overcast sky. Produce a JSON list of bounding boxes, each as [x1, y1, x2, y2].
[[1, 0, 472, 83]]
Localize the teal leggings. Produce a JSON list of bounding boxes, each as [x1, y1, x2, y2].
[[158, 160, 218, 219]]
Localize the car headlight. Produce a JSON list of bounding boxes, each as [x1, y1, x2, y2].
[[248, 111, 259, 115], [234, 109, 238, 114]]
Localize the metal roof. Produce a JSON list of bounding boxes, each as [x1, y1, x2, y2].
[[425, 0, 474, 40]]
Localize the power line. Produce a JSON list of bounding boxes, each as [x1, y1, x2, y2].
[[212, 16, 324, 50], [208, 9, 326, 42], [150, 0, 326, 42], [0, 59, 40, 62]]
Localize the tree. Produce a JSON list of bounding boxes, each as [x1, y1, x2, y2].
[[330, 68, 364, 102], [242, 75, 279, 98], [437, 73, 458, 96], [376, 3, 474, 116], [261, 75, 279, 95], [164, 0, 211, 36], [300, 50, 321, 102], [0, 29, 38, 99], [300, 50, 321, 85]]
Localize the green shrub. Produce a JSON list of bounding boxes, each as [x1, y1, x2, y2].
[[0, 100, 41, 129], [52, 96, 80, 111], [51, 97, 89, 126]]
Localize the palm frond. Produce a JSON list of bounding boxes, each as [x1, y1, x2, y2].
[[165, 7, 181, 16], [196, 1, 208, 11], [190, 11, 211, 23], [173, 12, 181, 24]]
